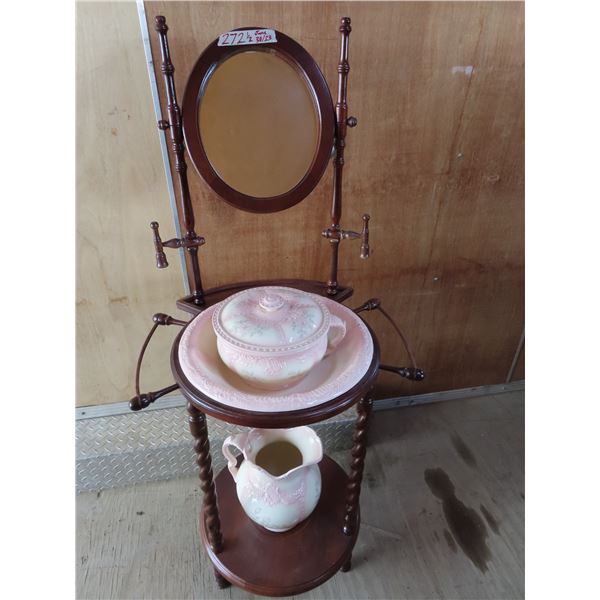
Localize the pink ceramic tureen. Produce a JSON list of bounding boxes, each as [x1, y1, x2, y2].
[[212, 286, 346, 390]]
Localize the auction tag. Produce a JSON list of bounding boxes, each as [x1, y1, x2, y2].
[[218, 29, 277, 47]]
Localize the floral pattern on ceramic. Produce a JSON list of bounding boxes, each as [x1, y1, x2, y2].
[[222, 427, 323, 532], [216, 336, 329, 390], [177, 296, 374, 412], [212, 286, 346, 390]]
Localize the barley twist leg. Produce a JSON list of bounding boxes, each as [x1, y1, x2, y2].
[[187, 401, 223, 554], [343, 396, 373, 536]]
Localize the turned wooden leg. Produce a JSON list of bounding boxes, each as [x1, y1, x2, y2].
[[214, 568, 230, 589], [187, 401, 223, 553], [341, 556, 352, 572], [343, 396, 373, 536]]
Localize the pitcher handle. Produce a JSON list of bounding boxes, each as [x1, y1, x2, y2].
[[325, 314, 347, 357], [222, 432, 248, 481]]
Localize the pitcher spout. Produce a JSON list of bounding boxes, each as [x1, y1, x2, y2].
[[282, 426, 323, 475]]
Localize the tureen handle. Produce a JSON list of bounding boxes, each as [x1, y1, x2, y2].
[[222, 433, 248, 481], [324, 314, 347, 357]]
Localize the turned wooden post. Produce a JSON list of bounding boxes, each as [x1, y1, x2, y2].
[[327, 16, 353, 296], [187, 401, 223, 553], [155, 16, 205, 305], [343, 396, 373, 536]]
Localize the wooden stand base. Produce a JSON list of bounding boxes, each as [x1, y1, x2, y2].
[[200, 456, 359, 596]]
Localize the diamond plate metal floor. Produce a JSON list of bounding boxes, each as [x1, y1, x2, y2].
[[76, 401, 354, 492], [76, 382, 524, 493]]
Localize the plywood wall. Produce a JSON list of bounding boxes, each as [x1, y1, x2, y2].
[[76, 1, 188, 407], [144, 0, 524, 397]]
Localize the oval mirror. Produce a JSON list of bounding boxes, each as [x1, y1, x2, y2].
[[182, 29, 335, 213]]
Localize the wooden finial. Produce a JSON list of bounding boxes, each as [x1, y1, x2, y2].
[[154, 15, 168, 33]]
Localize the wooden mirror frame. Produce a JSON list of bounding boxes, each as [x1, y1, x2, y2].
[[181, 29, 335, 213]]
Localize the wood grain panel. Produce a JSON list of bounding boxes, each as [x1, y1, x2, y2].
[[76, 2, 187, 407], [144, 1, 524, 397]]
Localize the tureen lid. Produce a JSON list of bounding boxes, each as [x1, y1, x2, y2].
[[212, 286, 330, 352]]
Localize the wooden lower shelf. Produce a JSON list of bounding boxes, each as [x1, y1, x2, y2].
[[200, 455, 359, 597]]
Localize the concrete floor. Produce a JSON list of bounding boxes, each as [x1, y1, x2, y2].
[[77, 390, 524, 599]]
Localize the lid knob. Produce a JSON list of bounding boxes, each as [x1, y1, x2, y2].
[[259, 293, 285, 312]]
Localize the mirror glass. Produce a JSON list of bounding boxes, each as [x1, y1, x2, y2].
[[198, 50, 320, 198]]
